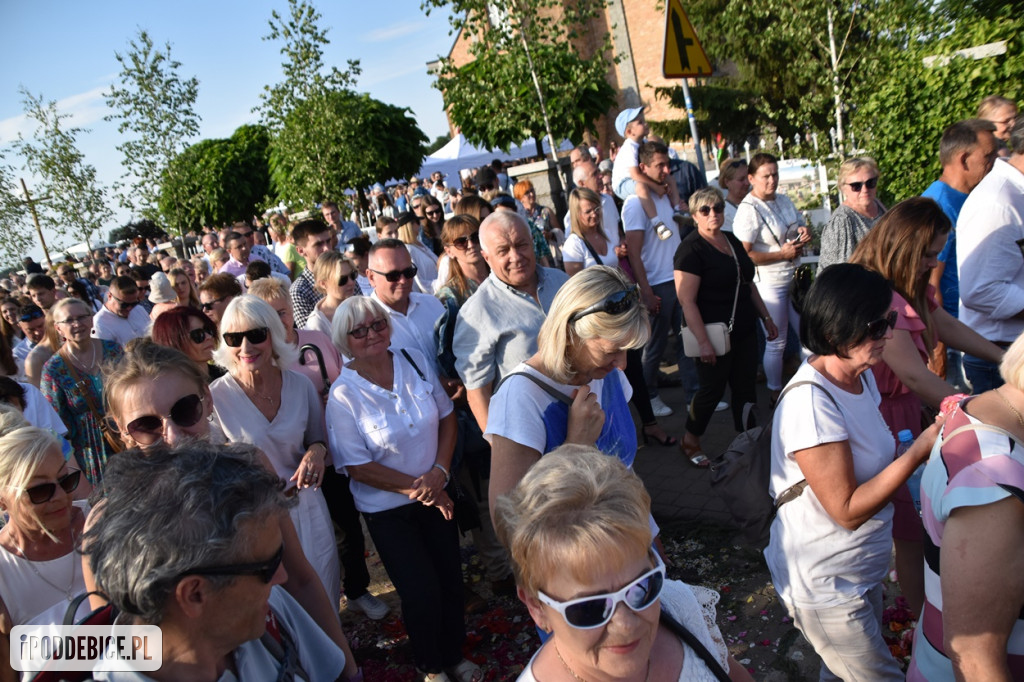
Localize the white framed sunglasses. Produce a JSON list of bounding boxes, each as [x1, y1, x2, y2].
[[536, 553, 665, 629]]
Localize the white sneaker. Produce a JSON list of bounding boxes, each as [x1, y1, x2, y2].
[[715, 401, 728, 412], [349, 592, 389, 620], [650, 396, 673, 417]]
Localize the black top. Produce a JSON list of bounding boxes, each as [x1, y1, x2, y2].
[[674, 230, 758, 335]]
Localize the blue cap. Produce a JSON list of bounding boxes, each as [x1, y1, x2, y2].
[[615, 107, 644, 137]]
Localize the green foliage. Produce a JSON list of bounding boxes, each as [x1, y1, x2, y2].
[[159, 125, 271, 232], [425, 0, 617, 151], [108, 219, 164, 245], [270, 90, 426, 206], [856, 16, 1024, 204], [426, 134, 451, 155], [105, 30, 201, 233], [12, 89, 112, 254], [0, 152, 33, 269], [652, 82, 763, 143]]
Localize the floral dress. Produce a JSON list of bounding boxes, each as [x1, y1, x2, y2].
[[41, 340, 123, 486], [522, 206, 555, 261]]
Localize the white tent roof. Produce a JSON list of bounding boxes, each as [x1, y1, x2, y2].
[[417, 134, 572, 189]]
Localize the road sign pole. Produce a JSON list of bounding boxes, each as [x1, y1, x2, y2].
[[681, 80, 705, 175]]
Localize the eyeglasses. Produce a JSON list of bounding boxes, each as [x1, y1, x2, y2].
[[18, 309, 44, 323], [348, 318, 388, 339], [697, 203, 726, 216], [581, 206, 601, 217], [24, 470, 81, 505], [57, 314, 92, 327], [449, 232, 481, 250], [184, 544, 285, 584], [223, 327, 270, 347], [369, 264, 418, 283], [124, 394, 206, 446], [188, 327, 215, 344], [537, 555, 665, 629], [200, 295, 230, 313], [425, 208, 443, 218], [866, 310, 898, 341], [569, 285, 640, 324], [110, 295, 137, 311], [845, 177, 878, 192], [337, 272, 356, 287]]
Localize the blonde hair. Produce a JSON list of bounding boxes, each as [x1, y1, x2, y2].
[[535, 266, 649, 384], [978, 95, 1016, 119], [1001, 332, 1024, 389], [568, 187, 602, 239], [836, 156, 879, 187], [247, 277, 290, 303], [212, 295, 298, 371], [440, 215, 483, 304], [717, 157, 747, 188], [688, 186, 724, 215], [104, 337, 207, 430], [397, 222, 420, 246], [312, 251, 355, 297], [169, 268, 200, 308], [493, 444, 652, 597], [0, 406, 63, 540]]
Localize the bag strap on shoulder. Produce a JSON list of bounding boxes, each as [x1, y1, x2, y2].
[[399, 348, 426, 382], [771, 379, 842, 510], [659, 609, 731, 682], [493, 370, 572, 406], [941, 420, 1024, 449]]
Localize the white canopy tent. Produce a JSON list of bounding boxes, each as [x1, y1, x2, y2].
[[415, 134, 572, 189]]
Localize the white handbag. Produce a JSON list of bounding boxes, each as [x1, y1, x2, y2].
[[681, 240, 741, 358]]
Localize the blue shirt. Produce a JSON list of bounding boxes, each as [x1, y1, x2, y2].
[[922, 180, 968, 317]]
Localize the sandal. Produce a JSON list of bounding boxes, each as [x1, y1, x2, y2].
[[642, 424, 678, 447], [681, 440, 711, 468], [446, 659, 483, 682]]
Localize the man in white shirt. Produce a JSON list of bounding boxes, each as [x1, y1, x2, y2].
[[957, 119, 1024, 392], [91, 276, 150, 346], [624, 140, 697, 416]]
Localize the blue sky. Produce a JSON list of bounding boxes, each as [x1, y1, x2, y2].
[[0, 0, 457, 261]]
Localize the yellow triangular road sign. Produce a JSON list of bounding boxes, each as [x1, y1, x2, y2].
[[663, 0, 712, 78]]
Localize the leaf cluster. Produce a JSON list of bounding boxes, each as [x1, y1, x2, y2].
[[0, 153, 33, 269]]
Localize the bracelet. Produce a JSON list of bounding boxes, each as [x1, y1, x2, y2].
[[761, 315, 772, 322], [432, 463, 451, 484], [307, 442, 327, 458]]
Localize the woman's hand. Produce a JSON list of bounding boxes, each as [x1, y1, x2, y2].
[[763, 318, 779, 341], [640, 286, 661, 314], [291, 443, 326, 489], [907, 414, 945, 467], [779, 240, 801, 261], [699, 340, 717, 365], [409, 466, 447, 504], [566, 384, 605, 445], [614, 242, 628, 259]]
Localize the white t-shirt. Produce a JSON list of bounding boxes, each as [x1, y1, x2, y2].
[[91, 305, 150, 346], [723, 199, 739, 233], [765, 362, 896, 609], [731, 193, 805, 284], [622, 194, 680, 286], [21, 382, 67, 436], [326, 348, 454, 513], [612, 137, 642, 197], [561, 232, 619, 269]]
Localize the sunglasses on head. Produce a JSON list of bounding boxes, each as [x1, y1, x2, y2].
[[24, 470, 81, 505], [370, 264, 418, 283], [222, 327, 269, 347], [450, 232, 481, 250], [188, 327, 215, 344], [200, 294, 230, 313], [697, 203, 726, 216], [348, 318, 388, 339], [569, 285, 640, 324], [727, 160, 746, 169], [18, 309, 44, 323], [846, 177, 878, 192], [866, 310, 898, 341], [124, 394, 206, 446], [537, 554, 666, 629], [184, 544, 284, 584]]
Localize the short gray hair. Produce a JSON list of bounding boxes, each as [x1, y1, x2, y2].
[[84, 441, 293, 624], [479, 211, 530, 255], [212, 295, 298, 371], [331, 296, 392, 357]]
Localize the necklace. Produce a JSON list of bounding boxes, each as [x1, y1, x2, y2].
[[996, 387, 1024, 429], [554, 644, 650, 682], [238, 375, 279, 405], [6, 527, 76, 602], [66, 341, 96, 373]]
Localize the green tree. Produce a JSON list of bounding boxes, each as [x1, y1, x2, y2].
[[425, 0, 617, 154], [426, 134, 451, 155], [105, 30, 201, 232], [12, 88, 112, 253], [108, 218, 164, 245], [271, 90, 426, 205], [159, 124, 272, 231], [0, 153, 34, 269]]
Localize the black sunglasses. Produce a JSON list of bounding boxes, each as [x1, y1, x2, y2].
[[569, 286, 640, 324], [450, 232, 481, 250], [425, 208, 443, 217], [25, 470, 81, 505], [370, 264, 418, 283], [184, 544, 285, 584], [200, 294, 230, 312], [348, 318, 388, 339], [338, 272, 355, 287], [223, 328, 269, 347], [124, 394, 206, 446], [111, 295, 138, 311], [188, 327, 215, 344], [846, 177, 878, 192], [697, 203, 726, 216], [865, 310, 898, 341], [18, 309, 44, 323]]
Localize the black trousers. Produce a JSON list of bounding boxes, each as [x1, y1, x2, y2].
[[320, 466, 370, 599], [686, 330, 758, 436]]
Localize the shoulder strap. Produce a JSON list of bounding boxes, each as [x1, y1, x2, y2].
[[942, 421, 1024, 449], [493, 370, 572, 406], [399, 349, 426, 382], [771, 380, 841, 510], [581, 235, 604, 266], [659, 609, 731, 682], [777, 379, 840, 410], [751, 202, 784, 248], [724, 239, 741, 332]]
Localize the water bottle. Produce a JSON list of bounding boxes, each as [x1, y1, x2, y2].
[[897, 429, 924, 515]]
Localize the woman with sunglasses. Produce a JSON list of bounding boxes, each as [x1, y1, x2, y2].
[[817, 157, 886, 274], [40, 298, 123, 486], [150, 305, 226, 382], [768, 264, 945, 681], [421, 195, 447, 256], [209, 296, 340, 606], [676, 187, 777, 466], [0, 409, 89, 660], [849, 197, 1004, 616], [96, 339, 358, 676], [494, 444, 752, 682], [302, 251, 359, 338], [486, 266, 649, 514], [717, 158, 749, 232], [326, 296, 480, 682], [196, 273, 242, 326]]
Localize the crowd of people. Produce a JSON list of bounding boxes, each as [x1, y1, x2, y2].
[[0, 92, 1020, 681]]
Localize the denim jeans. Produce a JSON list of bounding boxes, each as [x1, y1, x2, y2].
[[963, 353, 1004, 393]]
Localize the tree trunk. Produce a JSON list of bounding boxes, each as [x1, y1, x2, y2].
[[827, 6, 845, 155]]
